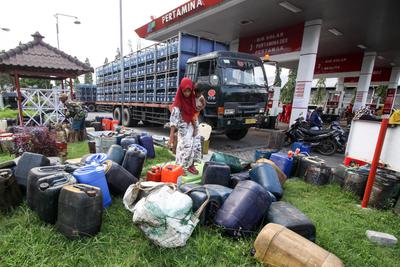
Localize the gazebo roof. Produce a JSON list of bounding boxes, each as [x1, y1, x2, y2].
[[0, 32, 93, 79]]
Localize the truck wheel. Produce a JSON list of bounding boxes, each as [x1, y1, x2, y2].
[[225, 128, 249, 140], [113, 107, 121, 123], [87, 104, 96, 112], [122, 108, 137, 127]]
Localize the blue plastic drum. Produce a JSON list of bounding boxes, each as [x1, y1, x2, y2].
[[73, 165, 112, 208]]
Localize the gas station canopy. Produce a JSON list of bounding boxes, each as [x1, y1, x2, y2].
[[135, 0, 400, 124], [136, 0, 400, 68]]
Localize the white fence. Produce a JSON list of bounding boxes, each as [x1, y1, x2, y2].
[[21, 88, 66, 126]]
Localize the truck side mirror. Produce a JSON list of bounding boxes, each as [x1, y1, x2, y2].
[[210, 75, 219, 86]]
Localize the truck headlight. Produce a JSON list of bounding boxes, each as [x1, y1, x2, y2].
[[259, 108, 265, 113], [224, 109, 235, 115]]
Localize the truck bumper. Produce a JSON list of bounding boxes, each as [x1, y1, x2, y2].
[[215, 115, 266, 131]]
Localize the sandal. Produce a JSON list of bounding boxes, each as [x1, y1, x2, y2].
[[187, 166, 199, 175]]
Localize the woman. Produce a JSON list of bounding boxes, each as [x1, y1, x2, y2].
[[168, 78, 202, 175]]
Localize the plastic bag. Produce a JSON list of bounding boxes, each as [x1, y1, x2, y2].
[[123, 181, 165, 212], [131, 184, 208, 248]]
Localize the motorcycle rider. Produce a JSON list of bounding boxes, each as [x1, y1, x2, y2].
[[309, 107, 324, 130]]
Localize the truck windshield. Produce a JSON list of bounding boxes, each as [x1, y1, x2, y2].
[[220, 58, 266, 87]]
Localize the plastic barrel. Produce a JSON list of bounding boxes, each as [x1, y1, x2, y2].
[[128, 144, 148, 157], [73, 165, 112, 208]]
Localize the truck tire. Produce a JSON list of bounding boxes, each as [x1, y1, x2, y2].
[[122, 108, 137, 127], [225, 128, 249, 140], [113, 107, 121, 123], [87, 104, 96, 112]]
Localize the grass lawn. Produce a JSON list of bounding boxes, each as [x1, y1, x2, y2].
[[0, 143, 399, 266], [0, 108, 35, 120]]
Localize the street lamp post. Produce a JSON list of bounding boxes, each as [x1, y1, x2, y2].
[[54, 13, 81, 49]]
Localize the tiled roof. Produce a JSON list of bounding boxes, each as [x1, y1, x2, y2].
[[0, 32, 93, 76]]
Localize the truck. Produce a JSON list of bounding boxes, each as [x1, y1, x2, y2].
[[75, 84, 97, 112], [95, 32, 268, 140]]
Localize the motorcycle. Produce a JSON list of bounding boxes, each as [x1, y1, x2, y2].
[[284, 117, 340, 156], [330, 121, 349, 153]]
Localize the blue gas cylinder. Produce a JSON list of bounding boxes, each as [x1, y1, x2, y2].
[[73, 165, 112, 208], [85, 153, 108, 165], [139, 134, 155, 158], [270, 152, 294, 177]]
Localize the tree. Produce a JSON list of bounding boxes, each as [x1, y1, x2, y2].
[[20, 78, 52, 89], [374, 85, 388, 100], [273, 65, 282, 87], [104, 57, 109, 64], [0, 72, 13, 91], [84, 58, 93, 84], [312, 78, 327, 105], [74, 77, 80, 85], [280, 68, 297, 104]]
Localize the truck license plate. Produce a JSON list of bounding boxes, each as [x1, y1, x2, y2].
[[245, 118, 257, 124]]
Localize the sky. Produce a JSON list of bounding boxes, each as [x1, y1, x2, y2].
[[0, 0, 337, 86]]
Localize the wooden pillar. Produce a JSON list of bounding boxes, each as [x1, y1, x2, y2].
[[14, 73, 24, 126], [61, 79, 65, 94], [69, 78, 74, 100]]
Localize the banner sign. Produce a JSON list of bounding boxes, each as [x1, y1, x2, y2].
[[344, 68, 391, 83], [383, 88, 397, 115], [314, 54, 363, 75], [238, 23, 304, 56], [135, 0, 225, 38]]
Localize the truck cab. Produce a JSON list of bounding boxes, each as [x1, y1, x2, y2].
[[186, 51, 268, 140]]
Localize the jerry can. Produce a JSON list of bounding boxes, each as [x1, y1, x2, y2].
[[106, 144, 125, 165], [56, 184, 103, 239], [103, 160, 138, 196], [253, 223, 344, 267], [0, 169, 22, 212], [269, 152, 293, 178], [73, 165, 112, 208], [35, 173, 76, 224], [122, 147, 146, 179], [27, 166, 67, 211], [202, 161, 231, 187], [120, 136, 138, 150], [161, 164, 184, 183], [139, 134, 156, 158], [147, 166, 162, 182], [214, 180, 272, 237]]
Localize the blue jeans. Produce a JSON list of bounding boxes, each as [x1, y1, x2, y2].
[[71, 118, 85, 130]]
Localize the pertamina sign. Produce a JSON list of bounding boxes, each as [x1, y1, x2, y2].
[[314, 54, 363, 75], [238, 23, 304, 56], [135, 0, 225, 38]]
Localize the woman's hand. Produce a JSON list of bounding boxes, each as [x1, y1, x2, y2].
[[168, 126, 176, 151]]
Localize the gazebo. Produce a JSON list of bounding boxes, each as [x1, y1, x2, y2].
[[0, 32, 93, 125]]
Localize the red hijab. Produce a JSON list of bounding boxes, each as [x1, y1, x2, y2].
[[173, 77, 196, 123]]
